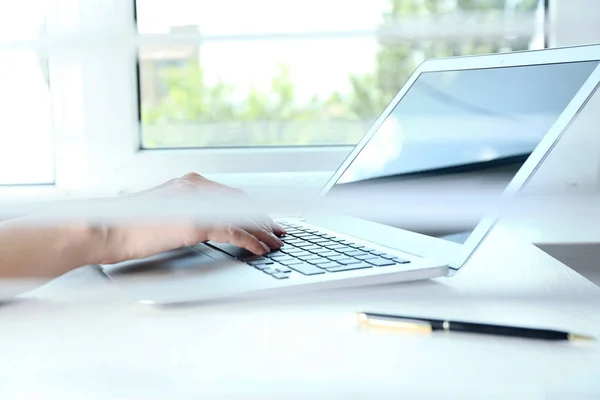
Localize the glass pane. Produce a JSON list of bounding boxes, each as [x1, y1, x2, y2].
[[0, 1, 54, 185], [136, 0, 545, 148]]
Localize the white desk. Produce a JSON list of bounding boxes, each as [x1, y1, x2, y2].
[[1, 222, 599, 399]]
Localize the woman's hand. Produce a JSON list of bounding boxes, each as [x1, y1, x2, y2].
[[0, 173, 285, 282], [95, 173, 286, 265], [0, 173, 286, 281]]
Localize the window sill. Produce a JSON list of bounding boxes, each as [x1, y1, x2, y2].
[[0, 171, 334, 205]]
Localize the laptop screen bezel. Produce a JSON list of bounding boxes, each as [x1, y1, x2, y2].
[[305, 44, 600, 270]]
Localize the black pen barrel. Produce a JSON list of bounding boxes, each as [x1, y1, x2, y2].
[[447, 321, 568, 340]]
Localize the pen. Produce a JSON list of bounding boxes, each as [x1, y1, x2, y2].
[[357, 312, 596, 342]]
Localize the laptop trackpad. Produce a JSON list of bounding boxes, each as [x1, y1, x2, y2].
[[205, 241, 255, 259], [103, 247, 221, 277]]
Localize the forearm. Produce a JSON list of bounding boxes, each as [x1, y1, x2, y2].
[[0, 217, 104, 279]]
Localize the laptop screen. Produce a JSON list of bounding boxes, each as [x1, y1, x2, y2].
[[327, 61, 599, 244]]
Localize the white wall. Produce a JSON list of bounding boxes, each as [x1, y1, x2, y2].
[[525, 0, 600, 193], [549, 0, 600, 47]]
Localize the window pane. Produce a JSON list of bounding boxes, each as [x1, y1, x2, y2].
[[0, 1, 54, 185], [136, 0, 545, 148]]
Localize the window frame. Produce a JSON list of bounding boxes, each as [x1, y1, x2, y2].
[[101, 0, 551, 191], [4, 0, 598, 199]]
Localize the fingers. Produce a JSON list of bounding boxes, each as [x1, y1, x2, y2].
[[269, 220, 287, 236], [254, 217, 286, 237], [181, 172, 286, 236], [238, 219, 284, 250], [202, 219, 283, 255], [207, 223, 271, 255]]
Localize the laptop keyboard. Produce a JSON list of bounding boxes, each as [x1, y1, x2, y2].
[[245, 223, 411, 280]]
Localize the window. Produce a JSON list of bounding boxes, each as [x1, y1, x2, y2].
[[0, 1, 54, 185], [2, 0, 599, 196], [135, 0, 545, 149]]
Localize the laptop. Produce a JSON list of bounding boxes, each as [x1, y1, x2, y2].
[[102, 44, 600, 305]]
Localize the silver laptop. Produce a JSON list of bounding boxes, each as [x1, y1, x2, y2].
[[103, 44, 600, 305]]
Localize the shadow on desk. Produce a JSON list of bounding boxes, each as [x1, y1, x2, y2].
[[536, 243, 600, 287], [149, 278, 454, 311]]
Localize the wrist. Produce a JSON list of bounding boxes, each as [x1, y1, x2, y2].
[[0, 216, 110, 278], [59, 221, 109, 268]]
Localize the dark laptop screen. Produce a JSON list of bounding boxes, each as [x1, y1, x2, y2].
[[327, 61, 599, 243]]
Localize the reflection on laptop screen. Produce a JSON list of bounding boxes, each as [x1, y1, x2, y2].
[[328, 61, 599, 244]]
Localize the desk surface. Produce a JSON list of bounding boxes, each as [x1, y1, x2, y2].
[[1, 222, 600, 399]]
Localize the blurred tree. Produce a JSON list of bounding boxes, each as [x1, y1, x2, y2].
[[142, 60, 235, 124], [346, 0, 541, 119]]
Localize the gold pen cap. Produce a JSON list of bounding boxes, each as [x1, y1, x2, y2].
[[567, 333, 596, 341], [357, 313, 433, 333]]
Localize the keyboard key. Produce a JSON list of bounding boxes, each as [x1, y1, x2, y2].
[[254, 264, 273, 271], [348, 243, 365, 249], [316, 261, 341, 269], [282, 241, 301, 247], [269, 254, 294, 262], [309, 238, 330, 244], [281, 235, 297, 241], [328, 254, 348, 261], [281, 247, 302, 254], [286, 249, 309, 256], [288, 263, 326, 276], [291, 251, 313, 258], [304, 256, 329, 265], [355, 254, 378, 260], [342, 250, 368, 257], [365, 258, 395, 267], [380, 255, 410, 263], [294, 235, 314, 240], [248, 259, 274, 266], [326, 244, 352, 251], [369, 251, 386, 256], [298, 229, 313, 236], [267, 249, 284, 255], [321, 235, 337, 240], [318, 251, 341, 258], [302, 235, 322, 241], [271, 272, 289, 279], [308, 248, 329, 255], [262, 267, 277, 274], [327, 263, 372, 272], [274, 266, 292, 273], [279, 258, 304, 266], [320, 241, 339, 247], [304, 245, 325, 253], [298, 254, 321, 261], [295, 242, 315, 248], [336, 258, 362, 265]]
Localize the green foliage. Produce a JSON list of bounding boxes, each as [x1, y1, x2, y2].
[[142, 60, 235, 124]]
